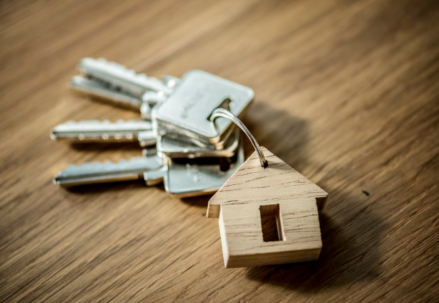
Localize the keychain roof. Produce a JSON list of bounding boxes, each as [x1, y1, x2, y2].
[[207, 108, 328, 268]]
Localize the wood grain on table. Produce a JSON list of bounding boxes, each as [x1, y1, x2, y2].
[[1, 0, 438, 302]]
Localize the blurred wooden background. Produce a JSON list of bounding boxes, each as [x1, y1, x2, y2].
[[1, 0, 438, 302]]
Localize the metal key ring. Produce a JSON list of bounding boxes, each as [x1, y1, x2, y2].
[[210, 108, 268, 168]]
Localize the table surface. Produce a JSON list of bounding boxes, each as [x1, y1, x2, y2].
[[1, 0, 438, 302]]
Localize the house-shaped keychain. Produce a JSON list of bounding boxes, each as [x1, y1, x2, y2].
[[207, 109, 328, 268]]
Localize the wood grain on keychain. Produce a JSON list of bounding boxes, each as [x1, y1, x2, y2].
[[207, 148, 328, 268], [1, 0, 439, 302]]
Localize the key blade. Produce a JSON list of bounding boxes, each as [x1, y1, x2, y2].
[[51, 120, 155, 144], [54, 156, 163, 186], [78, 58, 172, 97], [70, 75, 142, 109]]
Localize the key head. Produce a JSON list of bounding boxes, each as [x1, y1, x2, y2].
[[154, 70, 254, 145], [157, 128, 240, 159], [163, 137, 244, 197]]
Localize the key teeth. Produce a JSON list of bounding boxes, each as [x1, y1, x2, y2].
[[78, 57, 172, 94], [81, 57, 143, 77], [59, 157, 148, 174], [61, 120, 110, 125], [54, 156, 164, 187], [54, 119, 147, 126], [61, 119, 143, 124]]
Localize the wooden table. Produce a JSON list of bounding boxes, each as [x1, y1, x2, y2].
[[1, 0, 438, 302]]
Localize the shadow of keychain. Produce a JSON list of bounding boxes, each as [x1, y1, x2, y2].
[[207, 108, 329, 268]]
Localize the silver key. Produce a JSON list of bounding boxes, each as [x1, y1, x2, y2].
[[70, 75, 143, 109], [54, 140, 244, 197], [50, 120, 156, 146], [71, 58, 176, 119], [50, 120, 238, 158], [153, 70, 254, 147], [78, 58, 172, 98], [54, 156, 163, 186]]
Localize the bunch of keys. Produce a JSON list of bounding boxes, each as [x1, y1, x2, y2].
[[51, 58, 254, 197], [52, 58, 330, 269]]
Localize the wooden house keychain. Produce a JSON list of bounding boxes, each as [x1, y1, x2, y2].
[[207, 108, 328, 268]]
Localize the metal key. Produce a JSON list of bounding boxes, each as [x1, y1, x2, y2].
[[54, 139, 244, 197], [70, 58, 178, 119], [153, 70, 254, 147], [50, 120, 156, 147], [50, 120, 240, 158], [70, 76, 144, 109], [54, 156, 163, 186]]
